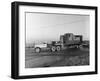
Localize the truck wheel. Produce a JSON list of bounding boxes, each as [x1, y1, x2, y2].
[[56, 46, 61, 51], [79, 45, 83, 49], [51, 46, 56, 52], [76, 45, 79, 48], [35, 47, 41, 53]]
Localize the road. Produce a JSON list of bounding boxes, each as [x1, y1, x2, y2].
[[25, 48, 89, 68]]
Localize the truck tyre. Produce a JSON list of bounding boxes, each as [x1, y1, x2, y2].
[[76, 45, 79, 48], [79, 45, 83, 49], [51, 46, 56, 52], [56, 46, 61, 51], [35, 47, 41, 53]]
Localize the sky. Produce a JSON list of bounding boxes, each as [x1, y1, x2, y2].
[[26, 12, 90, 44]]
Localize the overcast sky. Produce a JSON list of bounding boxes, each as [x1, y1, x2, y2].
[[26, 12, 89, 44]]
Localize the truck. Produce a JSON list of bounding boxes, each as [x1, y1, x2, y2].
[[34, 33, 83, 53]]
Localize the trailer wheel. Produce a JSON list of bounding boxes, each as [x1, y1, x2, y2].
[[51, 46, 56, 52], [56, 46, 61, 51], [35, 47, 41, 53]]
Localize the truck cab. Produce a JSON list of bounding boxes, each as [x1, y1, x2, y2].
[[34, 43, 47, 53]]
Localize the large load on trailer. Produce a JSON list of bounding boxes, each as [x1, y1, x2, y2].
[[60, 33, 82, 48], [34, 33, 83, 53]]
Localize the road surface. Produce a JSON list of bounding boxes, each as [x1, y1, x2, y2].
[[25, 48, 89, 68]]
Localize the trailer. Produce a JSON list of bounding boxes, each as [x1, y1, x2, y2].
[[34, 33, 83, 53]]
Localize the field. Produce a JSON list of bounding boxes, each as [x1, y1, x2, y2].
[[25, 47, 89, 68]]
